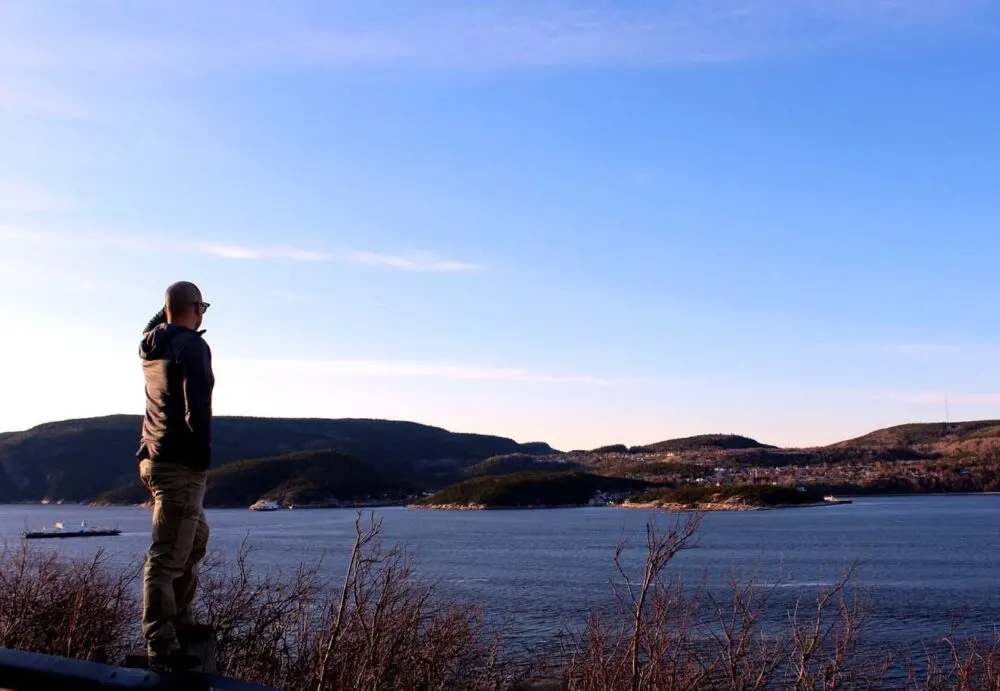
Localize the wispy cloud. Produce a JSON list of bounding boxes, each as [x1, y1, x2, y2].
[[342, 250, 480, 273], [0, 179, 71, 213], [0, 226, 479, 272], [1, 1, 991, 135], [198, 244, 476, 270], [224, 357, 635, 387], [193, 243, 479, 272], [196, 243, 332, 262], [0, 1, 992, 77]]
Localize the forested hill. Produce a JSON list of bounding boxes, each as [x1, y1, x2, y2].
[[6, 415, 1000, 504], [0, 415, 556, 502], [832, 420, 1000, 451], [97, 450, 401, 508], [634, 434, 775, 453]]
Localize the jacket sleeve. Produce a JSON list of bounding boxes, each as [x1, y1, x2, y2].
[[142, 308, 167, 334], [180, 337, 214, 469]]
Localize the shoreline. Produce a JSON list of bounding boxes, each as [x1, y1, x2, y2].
[[20, 491, 1000, 511], [404, 499, 853, 511], [85, 500, 409, 510], [407, 502, 590, 511], [618, 499, 852, 512]]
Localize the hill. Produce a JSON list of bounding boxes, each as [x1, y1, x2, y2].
[[725, 446, 929, 468], [97, 450, 403, 508], [634, 434, 775, 454], [627, 485, 828, 510], [414, 471, 651, 509], [0, 415, 556, 502], [11, 415, 1000, 505], [590, 444, 631, 454], [832, 421, 1000, 450], [464, 454, 584, 477]]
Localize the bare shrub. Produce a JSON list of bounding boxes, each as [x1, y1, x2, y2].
[[560, 510, 892, 691], [194, 511, 509, 691], [778, 561, 894, 690], [3, 510, 1000, 691], [562, 511, 708, 690], [907, 634, 1000, 690], [703, 569, 786, 691], [0, 541, 139, 663], [195, 535, 325, 686]]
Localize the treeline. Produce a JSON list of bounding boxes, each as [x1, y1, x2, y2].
[[0, 415, 557, 503], [415, 471, 650, 508], [635, 434, 773, 454], [463, 454, 584, 477], [586, 434, 772, 456], [98, 450, 413, 507], [632, 484, 826, 507]]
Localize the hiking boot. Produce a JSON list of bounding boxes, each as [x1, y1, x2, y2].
[[177, 623, 215, 647], [148, 648, 201, 673]]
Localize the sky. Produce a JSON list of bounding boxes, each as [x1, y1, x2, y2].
[[2, 1, 1000, 450]]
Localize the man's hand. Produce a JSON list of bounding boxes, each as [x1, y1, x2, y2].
[[143, 308, 167, 334]]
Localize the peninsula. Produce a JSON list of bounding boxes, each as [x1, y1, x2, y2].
[[410, 471, 648, 510], [621, 485, 846, 511]]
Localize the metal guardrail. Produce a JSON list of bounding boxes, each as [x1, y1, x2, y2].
[[0, 648, 278, 691]]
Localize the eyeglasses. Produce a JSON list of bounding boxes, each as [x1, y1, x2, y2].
[[196, 301, 210, 313]]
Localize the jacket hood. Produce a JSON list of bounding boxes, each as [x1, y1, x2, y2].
[[139, 323, 196, 360]]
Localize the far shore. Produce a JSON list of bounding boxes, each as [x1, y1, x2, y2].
[[8, 492, 1000, 511], [407, 502, 589, 511], [618, 499, 852, 512], [83, 500, 409, 510], [408, 500, 851, 512]]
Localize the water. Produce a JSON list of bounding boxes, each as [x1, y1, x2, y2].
[[2, 495, 999, 659]]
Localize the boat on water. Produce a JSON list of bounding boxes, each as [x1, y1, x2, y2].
[[22, 520, 121, 540], [249, 499, 283, 512], [823, 495, 853, 505]]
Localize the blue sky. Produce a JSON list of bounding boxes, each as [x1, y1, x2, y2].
[[2, 1, 1000, 449]]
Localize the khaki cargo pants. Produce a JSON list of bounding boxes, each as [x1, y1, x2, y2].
[[139, 459, 209, 657]]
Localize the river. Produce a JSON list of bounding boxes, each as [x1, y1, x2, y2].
[[2, 495, 998, 663]]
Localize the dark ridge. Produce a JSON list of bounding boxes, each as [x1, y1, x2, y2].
[[0, 415, 557, 502], [96, 450, 403, 508], [464, 454, 584, 477], [414, 471, 650, 509], [832, 420, 1000, 449], [591, 444, 631, 454], [633, 434, 774, 454]]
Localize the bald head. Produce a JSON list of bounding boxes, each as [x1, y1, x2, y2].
[[164, 281, 208, 329]]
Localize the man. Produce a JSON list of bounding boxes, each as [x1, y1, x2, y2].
[[136, 281, 215, 671]]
